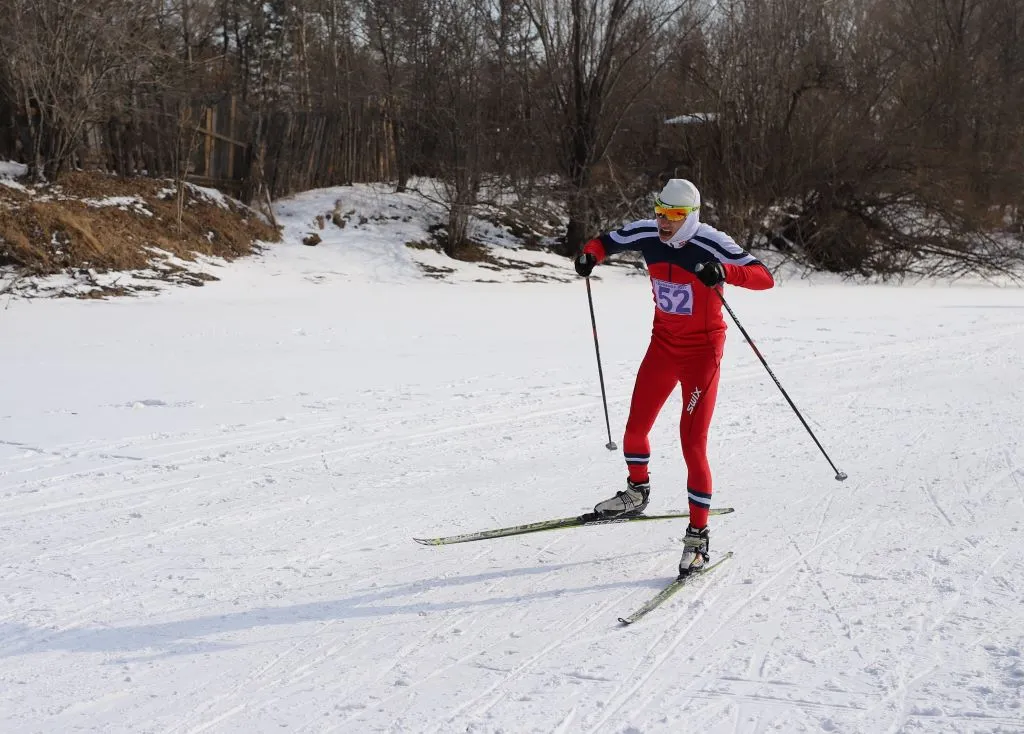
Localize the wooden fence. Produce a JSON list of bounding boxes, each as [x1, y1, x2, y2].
[[0, 94, 397, 202], [258, 100, 397, 198], [187, 96, 397, 199]]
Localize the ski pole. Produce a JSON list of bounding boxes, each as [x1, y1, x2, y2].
[[699, 271, 847, 481], [584, 276, 618, 451]]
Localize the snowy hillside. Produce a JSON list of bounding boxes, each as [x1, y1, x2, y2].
[[269, 180, 580, 285], [2, 184, 1023, 733]]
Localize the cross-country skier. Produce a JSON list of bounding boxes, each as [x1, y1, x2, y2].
[[574, 178, 775, 576]]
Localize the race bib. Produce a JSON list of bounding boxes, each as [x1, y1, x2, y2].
[[651, 278, 693, 315]]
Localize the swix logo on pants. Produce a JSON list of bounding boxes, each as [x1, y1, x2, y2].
[[686, 386, 702, 414]]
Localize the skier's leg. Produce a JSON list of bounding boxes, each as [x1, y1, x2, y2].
[[678, 346, 723, 529], [623, 341, 679, 483], [594, 342, 677, 518]]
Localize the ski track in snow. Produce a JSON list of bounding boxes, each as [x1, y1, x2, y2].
[[2, 274, 1024, 733]]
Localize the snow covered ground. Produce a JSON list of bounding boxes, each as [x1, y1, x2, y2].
[[2, 185, 1024, 733]]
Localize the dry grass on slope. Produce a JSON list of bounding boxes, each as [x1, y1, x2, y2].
[[0, 171, 280, 297]]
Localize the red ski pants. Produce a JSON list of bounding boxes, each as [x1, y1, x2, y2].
[[622, 338, 723, 528]]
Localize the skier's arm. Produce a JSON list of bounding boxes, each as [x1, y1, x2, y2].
[[583, 220, 656, 263], [691, 233, 774, 290], [723, 260, 774, 290]]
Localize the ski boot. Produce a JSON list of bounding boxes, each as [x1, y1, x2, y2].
[[678, 524, 710, 577], [593, 478, 650, 518]]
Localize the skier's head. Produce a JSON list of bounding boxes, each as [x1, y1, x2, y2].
[[654, 179, 701, 243]]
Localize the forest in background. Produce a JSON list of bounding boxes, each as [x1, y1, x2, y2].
[[0, 0, 1022, 278]]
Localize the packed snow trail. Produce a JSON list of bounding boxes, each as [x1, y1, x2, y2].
[[2, 248, 1023, 733]]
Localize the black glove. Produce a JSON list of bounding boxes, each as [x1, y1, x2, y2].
[[574, 252, 597, 277], [695, 261, 725, 287]]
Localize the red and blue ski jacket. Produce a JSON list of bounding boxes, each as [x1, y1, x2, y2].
[[583, 220, 774, 349]]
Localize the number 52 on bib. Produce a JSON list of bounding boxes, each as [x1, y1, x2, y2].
[[651, 278, 693, 315]]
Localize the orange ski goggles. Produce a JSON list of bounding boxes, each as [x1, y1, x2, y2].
[[654, 200, 699, 221]]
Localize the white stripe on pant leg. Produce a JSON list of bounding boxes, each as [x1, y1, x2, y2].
[[687, 491, 712, 507]]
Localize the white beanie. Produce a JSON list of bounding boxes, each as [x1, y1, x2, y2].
[[656, 179, 700, 209]]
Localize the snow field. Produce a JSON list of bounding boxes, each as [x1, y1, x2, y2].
[[1, 195, 1023, 733]]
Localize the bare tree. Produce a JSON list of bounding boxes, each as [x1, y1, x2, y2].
[[522, 0, 701, 255], [0, 0, 161, 179], [361, 0, 440, 191], [428, 0, 488, 255], [684, 0, 1024, 277], [474, 0, 544, 183]]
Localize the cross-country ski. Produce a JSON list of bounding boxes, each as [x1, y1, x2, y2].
[[414, 507, 735, 545], [618, 552, 735, 625]]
